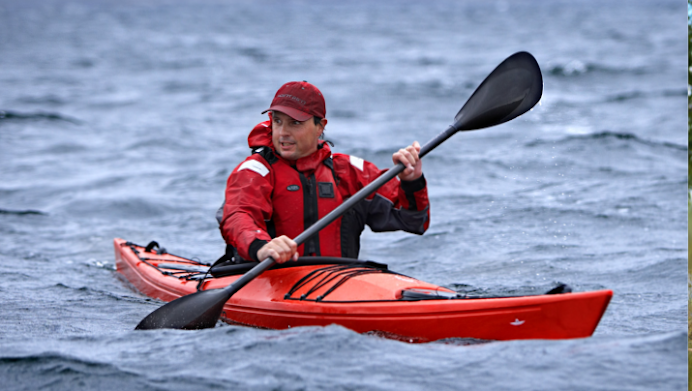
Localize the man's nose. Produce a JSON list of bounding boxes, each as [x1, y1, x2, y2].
[[275, 124, 288, 136]]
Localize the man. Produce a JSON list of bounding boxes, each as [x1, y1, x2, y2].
[[218, 81, 429, 264]]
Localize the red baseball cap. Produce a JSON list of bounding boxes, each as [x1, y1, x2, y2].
[[262, 81, 326, 121]]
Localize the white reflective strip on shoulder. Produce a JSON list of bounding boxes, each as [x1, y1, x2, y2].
[[238, 160, 269, 177], [349, 155, 364, 171]]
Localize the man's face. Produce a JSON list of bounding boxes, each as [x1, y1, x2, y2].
[[271, 111, 326, 160]]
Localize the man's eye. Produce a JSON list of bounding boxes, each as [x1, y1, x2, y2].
[[292, 121, 301, 125]]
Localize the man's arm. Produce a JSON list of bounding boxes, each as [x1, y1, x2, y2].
[[219, 156, 274, 261], [333, 141, 431, 235]]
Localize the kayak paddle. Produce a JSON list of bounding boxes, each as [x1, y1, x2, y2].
[[135, 51, 543, 330]]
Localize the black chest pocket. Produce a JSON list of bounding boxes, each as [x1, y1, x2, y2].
[[318, 182, 334, 198]]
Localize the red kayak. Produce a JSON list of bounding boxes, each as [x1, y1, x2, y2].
[[114, 238, 612, 342]]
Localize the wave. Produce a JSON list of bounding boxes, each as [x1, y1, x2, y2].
[[525, 131, 686, 151], [236, 46, 268, 62], [0, 209, 46, 216], [0, 353, 144, 391], [580, 131, 686, 151], [0, 110, 82, 124], [624, 256, 686, 285], [52, 282, 150, 304], [331, 109, 358, 119], [604, 88, 686, 103], [59, 198, 167, 220], [545, 60, 648, 77], [15, 95, 68, 105]]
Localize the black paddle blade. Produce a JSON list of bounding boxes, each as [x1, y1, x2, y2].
[[135, 288, 230, 330], [453, 51, 543, 131]]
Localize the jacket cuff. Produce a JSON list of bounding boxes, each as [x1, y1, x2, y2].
[[248, 239, 269, 262], [400, 174, 426, 194]]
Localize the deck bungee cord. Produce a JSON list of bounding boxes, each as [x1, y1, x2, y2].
[[283, 264, 401, 302], [125, 241, 211, 282]]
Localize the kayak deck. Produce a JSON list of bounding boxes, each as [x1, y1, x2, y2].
[[114, 238, 612, 342]]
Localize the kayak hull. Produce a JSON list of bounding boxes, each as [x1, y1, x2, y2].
[[114, 239, 611, 342]]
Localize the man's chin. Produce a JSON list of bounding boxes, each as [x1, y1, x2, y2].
[[277, 150, 298, 161]]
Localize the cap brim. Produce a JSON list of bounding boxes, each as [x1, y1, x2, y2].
[[261, 105, 312, 122]]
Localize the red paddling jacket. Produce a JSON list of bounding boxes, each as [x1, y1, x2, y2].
[[218, 121, 430, 261]]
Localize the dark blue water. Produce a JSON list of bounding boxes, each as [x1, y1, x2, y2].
[[0, 0, 686, 390]]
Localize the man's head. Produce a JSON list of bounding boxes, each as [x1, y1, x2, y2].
[[263, 81, 328, 160]]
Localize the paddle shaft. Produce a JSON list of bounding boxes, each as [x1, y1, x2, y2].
[[223, 124, 459, 295]]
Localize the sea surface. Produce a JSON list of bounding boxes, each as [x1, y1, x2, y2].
[[0, 0, 686, 390]]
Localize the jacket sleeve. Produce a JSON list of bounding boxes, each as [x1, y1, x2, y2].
[[334, 154, 430, 234], [370, 173, 430, 234], [219, 155, 274, 261]]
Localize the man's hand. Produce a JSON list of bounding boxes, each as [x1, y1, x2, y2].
[[256, 235, 298, 264], [392, 141, 422, 181]]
